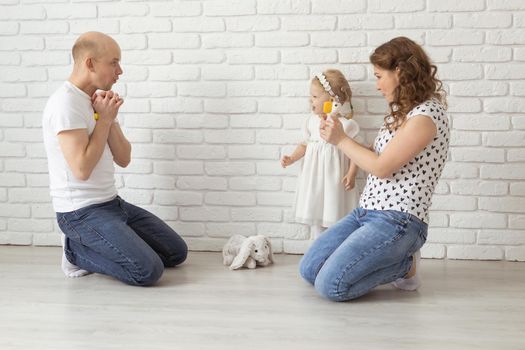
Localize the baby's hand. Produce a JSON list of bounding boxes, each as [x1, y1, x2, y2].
[[280, 155, 294, 168], [342, 174, 356, 191]]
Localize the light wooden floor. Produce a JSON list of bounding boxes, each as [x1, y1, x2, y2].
[[0, 246, 524, 350]]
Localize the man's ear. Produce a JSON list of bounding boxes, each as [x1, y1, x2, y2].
[[85, 57, 96, 72]]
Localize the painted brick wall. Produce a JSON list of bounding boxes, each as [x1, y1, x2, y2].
[[1, 0, 524, 260]]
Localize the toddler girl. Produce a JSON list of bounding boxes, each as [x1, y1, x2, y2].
[[281, 69, 361, 239]]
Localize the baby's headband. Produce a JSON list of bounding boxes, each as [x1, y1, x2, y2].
[[315, 72, 340, 103]]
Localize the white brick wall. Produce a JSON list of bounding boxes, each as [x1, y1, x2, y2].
[[1, 0, 524, 261]]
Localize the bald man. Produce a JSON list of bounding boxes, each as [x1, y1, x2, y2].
[[42, 32, 187, 286]]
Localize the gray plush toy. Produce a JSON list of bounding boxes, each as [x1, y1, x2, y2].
[[222, 234, 274, 270]]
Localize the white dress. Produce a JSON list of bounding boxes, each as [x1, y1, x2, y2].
[[294, 114, 360, 227]]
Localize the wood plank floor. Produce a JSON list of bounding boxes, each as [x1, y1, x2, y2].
[[0, 246, 524, 350]]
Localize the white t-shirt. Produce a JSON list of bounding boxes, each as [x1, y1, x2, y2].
[[359, 99, 450, 223], [42, 81, 117, 213]]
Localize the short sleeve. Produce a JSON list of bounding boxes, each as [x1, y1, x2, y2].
[[51, 106, 88, 135], [407, 100, 444, 126], [342, 119, 360, 139]]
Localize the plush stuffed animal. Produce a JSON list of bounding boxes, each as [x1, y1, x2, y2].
[[222, 234, 274, 270]]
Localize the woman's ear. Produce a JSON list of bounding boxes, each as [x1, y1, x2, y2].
[[230, 239, 254, 270]]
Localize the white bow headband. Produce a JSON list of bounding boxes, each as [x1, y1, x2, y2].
[[315, 72, 339, 103], [315, 72, 354, 116]]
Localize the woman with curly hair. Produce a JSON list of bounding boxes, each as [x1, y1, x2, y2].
[[299, 37, 450, 301]]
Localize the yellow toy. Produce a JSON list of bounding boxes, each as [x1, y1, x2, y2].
[[323, 101, 333, 114], [322, 98, 352, 120]]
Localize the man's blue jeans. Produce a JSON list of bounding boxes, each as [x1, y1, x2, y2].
[[299, 208, 427, 301], [57, 196, 187, 286]]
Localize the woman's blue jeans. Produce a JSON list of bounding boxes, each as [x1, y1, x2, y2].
[[57, 196, 187, 286], [299, 208, 428, 301]]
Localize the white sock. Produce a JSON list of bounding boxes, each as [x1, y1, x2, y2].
[[311, 225, 326, 240], [392, 250, 421, 291], [61, 235, 91, 278]]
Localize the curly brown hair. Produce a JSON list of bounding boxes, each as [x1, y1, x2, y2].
[[370, 37, 447, 130]]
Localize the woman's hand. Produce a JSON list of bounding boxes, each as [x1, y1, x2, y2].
[[320, 116, 347, 146]]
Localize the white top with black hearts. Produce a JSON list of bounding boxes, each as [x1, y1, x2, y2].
[[359, 99, 450, 224]]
